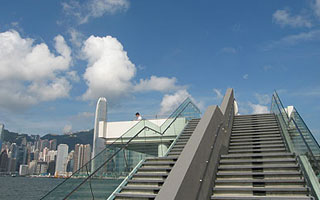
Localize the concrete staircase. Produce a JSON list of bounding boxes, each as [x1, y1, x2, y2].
[[211, 113, 313, 200], [114, 118, 200, 199]]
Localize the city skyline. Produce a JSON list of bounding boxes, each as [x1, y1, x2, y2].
[[0, 0, 319, 143]]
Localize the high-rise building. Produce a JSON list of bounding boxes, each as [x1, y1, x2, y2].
[[47, 160, 55, 175], [0, 124, 4, 152], [55, 144, 68, 176], [40, 139, 50, 152], [0, 150, 8, 172], [73, 144, 91, 173], [49, 139, 57, 150], [36, 161, 48, 174], [19, 164, 28, 176], [28, 160, 37, 175], [47, 150, 57, 162], [92, 97, 107, 172]]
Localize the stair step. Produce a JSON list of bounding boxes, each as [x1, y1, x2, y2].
[[233, 120, 277, 125], [133, 173, 168, 178], [143, 161, 175, 166], [221, 152, 295, 159], [127, 179, 164, 183], [232, 123, 279, 128], [145, 156, 178, 162], [232, 127, 279, 132], [229, 144, 285, 149], [233, 121, 278, 126], [211, 196, 312, 200], [232, 128, 280, 134], [218, 163, 299, 170], [230, 137, 282, 142], [215, 179, 305, 183], [220, 158, 296, 164], [114, 193, 157, 199], [121, 186, 161, 191], [217, 171, 302, 176], [231, 131, 280, 137], [139, 167, 172, 171], [229, 140, 284, 146], [231, 134, 281, 140], [228, 148, 286, 154]]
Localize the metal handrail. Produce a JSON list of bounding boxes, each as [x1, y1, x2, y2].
[[290, 118, 320, 171], [292, 107, 320, 150], [272, 93, 320, 172]]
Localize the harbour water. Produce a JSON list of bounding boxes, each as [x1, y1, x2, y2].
[[0, 176, 122, 200], [0, 176, 64, 200]]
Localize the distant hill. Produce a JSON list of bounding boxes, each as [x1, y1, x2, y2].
[[1, 129, 35, 145], [41, 129, 94, 151], [1, 129, 94, 151]]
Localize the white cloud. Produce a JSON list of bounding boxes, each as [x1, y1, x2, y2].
[[62, 0, 129, 24], [221, 47, 237, 54], [68, 28, 84, 48], [159, 89, 203, 115], [134, 76, 181, 92], [159, 90, 191, 115], [213, 89, 223, 100], [279, 29, 320, 44], [243, 74, 249, 80], [265, 29, 320, 50], [66, 71, 80, 82], [77, 111, 94, 118], [81, 35, 136, 101], [63, 124, 72, 134], [273, 10, 312, 28], [249, 103, 269, 114], [254, 93, 271, 105], [313, 0, 320, 17], [81, 35, 184, 102], [0, 30, 73, 111]]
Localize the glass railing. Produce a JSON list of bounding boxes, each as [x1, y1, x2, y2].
[[41, 97, 201, 200], [271, 91, 320, 180]]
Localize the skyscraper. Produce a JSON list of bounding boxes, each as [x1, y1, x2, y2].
[[0, 124, 4, 152], [55, 144, 68, 176], [73, 144, 91, 173], [92, 97, 107, 172]]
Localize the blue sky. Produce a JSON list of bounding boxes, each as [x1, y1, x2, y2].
[[0, 0, 319, 141]]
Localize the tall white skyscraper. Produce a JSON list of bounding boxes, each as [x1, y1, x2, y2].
[[92, 97, 107, 172], [55, 144, 68, 176]]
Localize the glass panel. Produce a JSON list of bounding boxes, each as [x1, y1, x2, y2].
[[271, 91, 320, 180]]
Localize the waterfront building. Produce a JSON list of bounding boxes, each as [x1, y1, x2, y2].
[[7, 158, 16, 173], [0, 150, 8, 172], [19, 164, 28, 176], [42, 147, 49, 162], [28, 160, 37, 175], [73, 144, 91, 173], [36, 161, 48, 174], [47, 160, 55, 175], [55, 144, 68, 176]]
